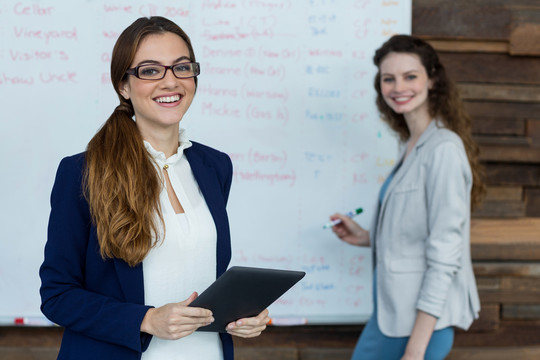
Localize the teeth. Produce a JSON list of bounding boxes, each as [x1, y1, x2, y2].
[[155, 95, 180, 103], [395, 97, 410, 102]]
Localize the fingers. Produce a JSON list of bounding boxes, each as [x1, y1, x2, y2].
[[227, 309, 270, 338], [331, 213, 360, 230], [144, 299, 215, 340], [179, 291, 199, 306]]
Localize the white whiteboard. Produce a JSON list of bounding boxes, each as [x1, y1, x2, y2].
[[0, 0, 410, 325]]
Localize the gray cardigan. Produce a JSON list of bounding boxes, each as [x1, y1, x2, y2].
[[370, 119, 480, 337]]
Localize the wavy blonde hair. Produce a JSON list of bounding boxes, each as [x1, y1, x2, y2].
[[373, 35, 486, 209], [84, 17, 197, 267]]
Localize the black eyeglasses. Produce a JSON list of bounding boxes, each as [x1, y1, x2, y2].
[[126, 62, 200, 80]]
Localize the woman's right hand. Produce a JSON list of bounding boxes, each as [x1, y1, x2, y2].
[[329, 213, 370, 247], [140, 292, 214, 340]]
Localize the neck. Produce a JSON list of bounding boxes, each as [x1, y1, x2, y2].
[[403, 111, 432, 158], [404, 111, 432, 144], [136, 121, 180, 158]]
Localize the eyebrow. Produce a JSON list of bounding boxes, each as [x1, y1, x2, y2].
[[381, 69, 420, 76], [135, 55, 191, 66]]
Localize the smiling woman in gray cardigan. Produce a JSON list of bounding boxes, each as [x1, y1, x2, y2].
[[329, 35, 485, 360]]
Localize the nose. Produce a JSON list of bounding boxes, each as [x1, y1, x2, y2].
[[393, 78, 405, 92], [160, 67, 178, 87]]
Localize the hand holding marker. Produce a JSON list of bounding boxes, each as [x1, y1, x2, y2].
[[323, 208, 363, 229]]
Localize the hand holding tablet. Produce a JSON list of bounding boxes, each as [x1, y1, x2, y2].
[[189, 266, 305, 332]]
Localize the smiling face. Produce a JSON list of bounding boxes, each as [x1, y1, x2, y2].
[[119, 32, 196, 135], [379, 52, 432, 121]]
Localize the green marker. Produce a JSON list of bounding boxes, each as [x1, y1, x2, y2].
[[323, 208, 363, 229]]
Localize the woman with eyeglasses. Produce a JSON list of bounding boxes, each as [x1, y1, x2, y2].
[[39, 16, 269, 360]]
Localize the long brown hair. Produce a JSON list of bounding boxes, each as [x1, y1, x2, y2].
[[373, 35, 485, 209], [84, 17, 197, 266]]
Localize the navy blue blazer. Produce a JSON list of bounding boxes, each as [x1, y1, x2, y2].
[[39, 142, 234, 360]]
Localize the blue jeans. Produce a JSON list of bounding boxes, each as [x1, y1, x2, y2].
[[352, 271, 454, 360]]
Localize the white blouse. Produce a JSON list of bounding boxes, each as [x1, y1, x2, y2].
[[141, 130, 223, 360]]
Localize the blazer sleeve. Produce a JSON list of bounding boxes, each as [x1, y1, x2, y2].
[[416, 140, 471, 318], [39, 155, 153, 352]]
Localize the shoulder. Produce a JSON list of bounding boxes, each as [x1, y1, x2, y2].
[[427, 125, 464, 149], [54, 152, 87, 182], [187, 141, 232, 167], [50, 152, 90, 213], [428, 125, 463, 147], [421, 126, 472, 183], [422, 125, 467, 161]]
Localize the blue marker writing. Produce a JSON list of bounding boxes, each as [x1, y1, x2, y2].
[[323, 208, 363, 229]]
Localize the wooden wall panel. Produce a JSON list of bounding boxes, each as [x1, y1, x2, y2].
[[440, 53, 540, 85], [510, 8, 540, 55], [484, 164, 540, 187], [458, 83, 540, 103], [479, 145, 540, 163], [528, 119, 540, 147], [526, 188, 540, 216], [464, 101, 540, 120], [413, 1, 511, 40], [472, 118, 525, 136]]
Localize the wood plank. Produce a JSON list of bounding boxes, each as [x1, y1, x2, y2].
[[439, 53, 540, 85], [234, 325, 361, 348], [448, 346, 540, 360], [485, 163, 540, 186], [465, 101, 540, 121], [471, 218, 540, 245], [510, 23, 540, 56], [501, 277, 540, 292], [525, 188, 540, 217], [472, 118, 525, 136], [235, 347, 298, 360], [473, 245, 540, 261], [468, 303, 500, 331], [426, 39, 508, 53], [300, 348, 353, 360], [479, 145, 540, 163], [458, 83, 540, 103], [0, 327, 63, 347], [473, 262, 540, 277], [476, 277, 500, 291], [504, 304, 540, 320], [454, 320, 540, 347], [0, 347, 59, 360], [474, 135, 530, 145], [480, 290, 540, 303], [471, 218, 540, 260], [509, 7, 540, 56], [528, 120, 540, 147], [412, 1, 511, 40], [484, 186, 523, 201], [472, 200, 526, 218]]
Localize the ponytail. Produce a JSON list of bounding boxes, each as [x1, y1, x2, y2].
[[84, 102, 163, 267]]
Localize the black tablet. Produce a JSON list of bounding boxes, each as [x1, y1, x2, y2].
[[189, 266, 305, 332]]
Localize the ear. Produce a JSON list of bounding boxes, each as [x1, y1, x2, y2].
[[428, 78, 435, 90], [119, 80, 130, 100]]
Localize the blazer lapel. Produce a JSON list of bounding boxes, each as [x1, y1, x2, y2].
[[377, 120, 439, 234]]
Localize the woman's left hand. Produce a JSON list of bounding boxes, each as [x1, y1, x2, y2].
[[226, 309, 270, 338]]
